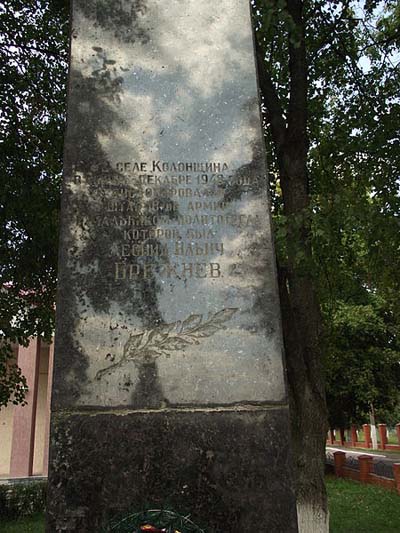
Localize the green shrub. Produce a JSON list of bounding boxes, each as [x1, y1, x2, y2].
[[0, 481, 47, 519]]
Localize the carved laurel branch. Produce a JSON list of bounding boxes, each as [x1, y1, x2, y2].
[[95, 308, 238, 380]]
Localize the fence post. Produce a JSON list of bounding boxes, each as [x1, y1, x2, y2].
[[396, 424, 400, 446], [378, 424, 387, 450], [351, 425, 358, 447], [334, 451, 346, 478], [339, 428, 345, 446], [393, 464, 400, 495], [358, 455, 373, 484], [363, 424, 371, 448]]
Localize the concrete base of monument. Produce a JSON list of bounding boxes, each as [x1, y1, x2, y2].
[[46, 407, 298, 532]]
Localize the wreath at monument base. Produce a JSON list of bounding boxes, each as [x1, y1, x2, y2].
[[106, 509, 205, 533]]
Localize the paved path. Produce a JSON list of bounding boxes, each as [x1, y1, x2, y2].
[[326, 445, 400, 479], [327, 445, 400, 464], [326, 446, 400, 463]]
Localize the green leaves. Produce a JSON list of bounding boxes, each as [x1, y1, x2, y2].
[[0, 1, 69, 407], [0, 342, 27, 408], [255, 0, 400, 427], [325, 296, 400, 426]]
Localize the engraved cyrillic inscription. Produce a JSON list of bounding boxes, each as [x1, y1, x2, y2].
[[71, 160, 262, 284]]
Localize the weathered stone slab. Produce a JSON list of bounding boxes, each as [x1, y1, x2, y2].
[[48, 0, 298, 531], [53, 0, 286, 409], [47, 409, 298, 532]]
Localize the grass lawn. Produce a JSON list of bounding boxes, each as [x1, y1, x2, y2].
[[1, 478, 400, 532], [327, 476, 400, 532], [0, 514, 44, 532]]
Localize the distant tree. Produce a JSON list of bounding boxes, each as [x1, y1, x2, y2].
[[326, 296, 400, 428], [309, 0, 400, 429]]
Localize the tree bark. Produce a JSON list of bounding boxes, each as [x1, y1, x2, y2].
[[256, 0, 329, 530]]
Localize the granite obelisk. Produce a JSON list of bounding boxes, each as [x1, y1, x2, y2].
[[47, 1, 299, 531]]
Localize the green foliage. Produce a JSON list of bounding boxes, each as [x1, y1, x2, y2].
[[0, 1, 69, 407], [0, 342, 26, 408], [254, 0, 400, 426], [0, 481, 47, 519], [309, 2, 400, 426], [325, 296, 400, 426]]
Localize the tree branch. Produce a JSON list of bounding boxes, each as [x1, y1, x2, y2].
[[255, 40, 287, 153], [287, 0, 308, 149], [310, 0, 352, 61]]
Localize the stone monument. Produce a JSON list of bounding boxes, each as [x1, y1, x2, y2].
[[47, 0, 299, 531]]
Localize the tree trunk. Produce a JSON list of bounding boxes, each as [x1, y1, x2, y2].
[[278, 244, 329, 532], [279, 149, 329, 533], [255, 0, 329, 530]]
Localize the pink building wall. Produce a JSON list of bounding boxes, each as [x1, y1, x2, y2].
[[0, 339, 53, 479]]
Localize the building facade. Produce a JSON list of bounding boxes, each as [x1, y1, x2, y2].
[[0, 339, 53, 479]]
